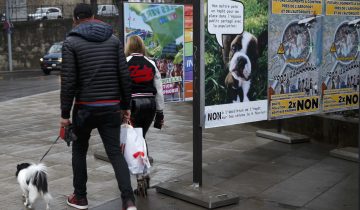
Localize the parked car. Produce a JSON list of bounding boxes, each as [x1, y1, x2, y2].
[[97, 5, 119, 16], [40, 42, 63, 75], [28, 7, 63, 20]]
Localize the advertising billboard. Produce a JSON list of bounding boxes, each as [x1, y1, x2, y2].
[[268, 0, 323, 120], [124, 3, 188, 102], [204, 0, 268, 128], [321, 0, 360, 112]]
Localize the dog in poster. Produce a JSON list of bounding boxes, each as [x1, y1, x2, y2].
[[222, 31, 259, 102]]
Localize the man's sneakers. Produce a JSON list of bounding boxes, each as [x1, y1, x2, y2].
[[67, 193, 137, 210], [122, 199, 137, 210], [67, 194, 88, 209]]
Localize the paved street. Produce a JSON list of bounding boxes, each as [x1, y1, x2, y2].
[[0, 70, 60, 102], [0, 71, 358, 210]]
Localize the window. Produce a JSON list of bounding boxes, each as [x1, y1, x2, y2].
[[49, 9, 59, 13], [35, 8, 46, 14], [48, 44, 62, 54]]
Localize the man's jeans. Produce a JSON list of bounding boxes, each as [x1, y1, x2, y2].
[[72, 105, 134, 203]]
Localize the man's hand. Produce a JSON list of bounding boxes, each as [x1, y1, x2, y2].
[[60, 118, 71, 127], [121, 110, 131, 124]]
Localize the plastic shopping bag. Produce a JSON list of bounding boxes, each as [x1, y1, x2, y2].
[[120, 124, 151, 175]]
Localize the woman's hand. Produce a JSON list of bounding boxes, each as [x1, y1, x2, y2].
[[121, 110, 131, 124], [154, 111, 164, 129]]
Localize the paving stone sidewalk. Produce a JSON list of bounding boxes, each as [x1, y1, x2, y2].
[[0, 91, 357, 210]]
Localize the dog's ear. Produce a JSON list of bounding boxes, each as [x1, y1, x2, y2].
[[222, 34, 237, 70], [16, 164, 20, 176]]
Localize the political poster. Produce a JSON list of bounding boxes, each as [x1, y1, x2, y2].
[[268, 0, 323, 120], [321, 0, 360, 112], [124, 3, 186, 102], [184, 5, 194, 101], [204, 0, 268, 128]]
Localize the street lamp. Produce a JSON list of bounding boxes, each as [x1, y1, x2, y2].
[[5, 0, 13, 72]]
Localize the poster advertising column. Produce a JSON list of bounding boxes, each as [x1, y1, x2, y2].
[[124, 3, 186, 102], [321, 0, 360, 112], [204, 0, 268, 128], [184, 5, 194, 101], [268, 0, 323, 120]]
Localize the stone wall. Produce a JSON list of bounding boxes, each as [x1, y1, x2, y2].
[[0, 0, 184, 19], [26, 0, 114, 18], [283, 115, 359, 147], [0, 17, 120, 71], [0, 0, 114, 6], [0, 0, 187, 72], [0, 0, 114, 19]]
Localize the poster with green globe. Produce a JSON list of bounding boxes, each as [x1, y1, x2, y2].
[[124, 3, 186, 102]]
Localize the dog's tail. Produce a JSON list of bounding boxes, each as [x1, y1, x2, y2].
[[31, 163, 48, 194], [33, 170, 48, 193]]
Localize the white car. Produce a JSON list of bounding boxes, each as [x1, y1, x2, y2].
[[97, 5, 119, 16], [0, 13, 5, 21], [28, 7, 63, 20]]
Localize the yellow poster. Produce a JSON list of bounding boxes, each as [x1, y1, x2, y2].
[[326, 0, 360, 16], [323, 89, 359, 112], [270, 95, 320, 118], [272, 0, 323, 15]]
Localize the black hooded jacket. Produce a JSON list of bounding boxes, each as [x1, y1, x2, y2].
[[61, 20, 131, 119]]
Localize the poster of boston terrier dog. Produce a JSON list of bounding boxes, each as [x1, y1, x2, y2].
[[222, 31, 260, 102], [204, 0, 268, 128]]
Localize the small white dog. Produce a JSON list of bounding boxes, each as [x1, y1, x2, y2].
[[16, 163, 52, 209]]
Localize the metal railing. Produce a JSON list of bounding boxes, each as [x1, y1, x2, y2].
[[0, 5, 69, 22], [0, 0, 193, 22]]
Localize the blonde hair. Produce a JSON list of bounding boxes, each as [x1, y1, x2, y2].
[[125, 35, 146, 57]]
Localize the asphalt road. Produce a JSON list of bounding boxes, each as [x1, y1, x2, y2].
[[0, 70, 60, 102]]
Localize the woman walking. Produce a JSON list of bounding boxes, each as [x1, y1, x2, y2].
[[125, 35, 165, 195]]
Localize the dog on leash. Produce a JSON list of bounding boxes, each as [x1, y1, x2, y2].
[[222, 31, 260, 102], [16, 163, 52, 209]]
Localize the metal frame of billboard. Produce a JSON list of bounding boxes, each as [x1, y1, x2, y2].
[[152, 0, 239, 208]]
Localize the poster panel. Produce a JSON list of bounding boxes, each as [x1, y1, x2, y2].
[[321, 0, 360, 112], [184, 5, 194, 100], [268, 0, 323, 120], [204, 0, 268, 128], [124, 3, 186, 102]]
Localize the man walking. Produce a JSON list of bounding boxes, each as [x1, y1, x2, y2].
[[60, 4, 136, 210]]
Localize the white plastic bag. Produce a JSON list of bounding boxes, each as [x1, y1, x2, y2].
[[120, 124, 151, 175]]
